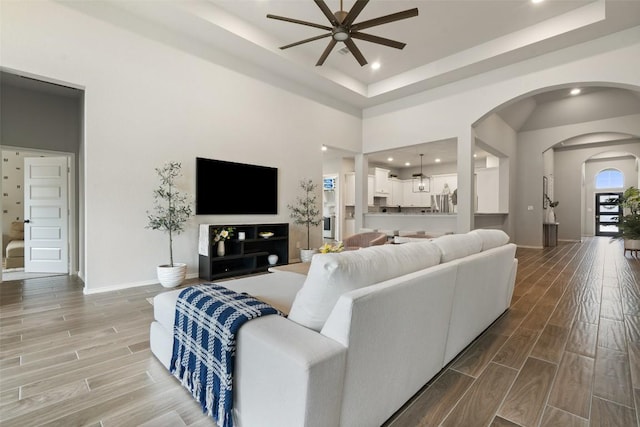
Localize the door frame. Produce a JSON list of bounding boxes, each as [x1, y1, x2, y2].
[[1, 145, 77, 276], [595, 192, 622, 237]]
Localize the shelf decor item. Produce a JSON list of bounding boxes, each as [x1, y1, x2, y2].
[[319, 242, 344, 254], [544, 194, 559, 224], [288, 179, 322, 263], [212, 227, 234, 257], [146, 161, 193, 288]]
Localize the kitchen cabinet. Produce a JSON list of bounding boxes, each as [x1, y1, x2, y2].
[[344, 173, 375, 206], [368, 175, 375, 206], [389, 178, 404, 206], [374, 167, 390, 196], [345, 173, 355, 206]]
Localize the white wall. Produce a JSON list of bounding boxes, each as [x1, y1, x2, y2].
[[363, 26, 640, 245], [1, 1, 361, 292]]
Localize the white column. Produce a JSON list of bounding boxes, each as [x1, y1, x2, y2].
[[457, 129, 475, 233], [354, 154, 368, 232]]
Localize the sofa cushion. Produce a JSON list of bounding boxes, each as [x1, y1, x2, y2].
[[431, 232, 483, 263], [288, 241, 442, 331], [469, 229, 510, 251], [153, 271, 306, 331]]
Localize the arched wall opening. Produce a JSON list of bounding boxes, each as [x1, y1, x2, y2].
[[473, 82, 640, 247]]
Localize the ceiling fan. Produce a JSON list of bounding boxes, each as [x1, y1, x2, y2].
[[267, 0, 419, 67]]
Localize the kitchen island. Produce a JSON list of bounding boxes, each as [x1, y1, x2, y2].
[[364, 212, 508, 235]]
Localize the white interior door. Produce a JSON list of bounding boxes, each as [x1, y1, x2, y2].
[[24, 157, 69, 273]]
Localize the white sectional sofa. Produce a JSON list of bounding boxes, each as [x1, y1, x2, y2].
[[150, 229, 517, 427]]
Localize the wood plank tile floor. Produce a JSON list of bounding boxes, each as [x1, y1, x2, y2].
[[0, 237, 638, 426]]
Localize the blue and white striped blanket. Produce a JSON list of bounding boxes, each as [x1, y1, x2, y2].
[[170, 284, 282, 427]]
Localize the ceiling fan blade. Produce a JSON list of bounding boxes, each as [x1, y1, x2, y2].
[[281, 33, 331, 50], [351, 32, 406, 50], [313, 0, 339, 26], [342, 0, 369, 27], [344, 38, 367, 66], [351, 8, 419, 32], [316, 39, 337, 66], [267, 14, 332, 31]]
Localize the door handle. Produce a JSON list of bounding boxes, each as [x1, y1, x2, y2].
[[24, 219, 30, 223]]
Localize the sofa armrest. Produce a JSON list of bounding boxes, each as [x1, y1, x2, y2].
[[234, 315, 346, 427]]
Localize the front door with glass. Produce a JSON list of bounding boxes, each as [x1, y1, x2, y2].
[[595, 192, 622, 237]]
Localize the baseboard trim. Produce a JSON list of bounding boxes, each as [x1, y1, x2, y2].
[[83, 272, 199, 295]]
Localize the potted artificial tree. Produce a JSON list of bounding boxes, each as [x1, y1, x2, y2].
[[147, 161, 193, 287], [288, 178, 322, 263], [616, 186, 640, 255]]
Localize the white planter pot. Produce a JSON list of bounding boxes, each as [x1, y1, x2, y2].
[[300, 249, 317, 263], [157, 263, 187, 288], [624, 239, 640, 256]]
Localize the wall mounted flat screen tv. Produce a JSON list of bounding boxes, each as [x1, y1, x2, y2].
[[196, 157, 278, 215]]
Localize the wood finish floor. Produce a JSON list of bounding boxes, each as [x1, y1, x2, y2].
[[1, 237, 639, 426]]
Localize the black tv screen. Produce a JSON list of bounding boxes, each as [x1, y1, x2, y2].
[[196, 157, 278, 215]]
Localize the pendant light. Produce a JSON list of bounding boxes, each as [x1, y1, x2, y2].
[[418, 154, 426, 191]]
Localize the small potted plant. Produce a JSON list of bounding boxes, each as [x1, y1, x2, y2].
[[212, 227, 234, 257], [146, 161, 193, 287], [615, 186, 640, 255], [288, 179, 322, 262]]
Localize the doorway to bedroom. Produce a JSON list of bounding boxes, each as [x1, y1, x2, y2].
[[1, 71, 82, 282]]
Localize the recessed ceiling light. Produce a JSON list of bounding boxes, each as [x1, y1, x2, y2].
[[531, 0, 544, 4], [405, 162, 411, 166], [570, 88, 581, 96], [435, 158, 441, 163], [321, 145, 328, 151], [473, 154, 477, 158], [387, 157, 393, 162], [371, 62, 381, 70]]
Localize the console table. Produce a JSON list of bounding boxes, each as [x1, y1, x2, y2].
[[199, 223, 289, 281], [543, 223, 558, 247]]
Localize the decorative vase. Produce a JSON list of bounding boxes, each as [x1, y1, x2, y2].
[[268, 254, 279, 265], [157, 263, 187, 288], [300, 249, 317, 263], [217, 240, 225, 257], [624, 239, 640, 256], [546, 208, 556, 224]]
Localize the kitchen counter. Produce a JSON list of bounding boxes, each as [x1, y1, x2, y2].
[[364, 212, 507, 233]]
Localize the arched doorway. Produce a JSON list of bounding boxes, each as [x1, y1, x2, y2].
[[475, 84, 640, 246]]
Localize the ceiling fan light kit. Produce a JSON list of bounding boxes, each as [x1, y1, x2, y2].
[[267, 0, 419, 67]]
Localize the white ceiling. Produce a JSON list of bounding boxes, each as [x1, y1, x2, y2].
[[7, 1, 640, 169], [74, 0, 640, 109]]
